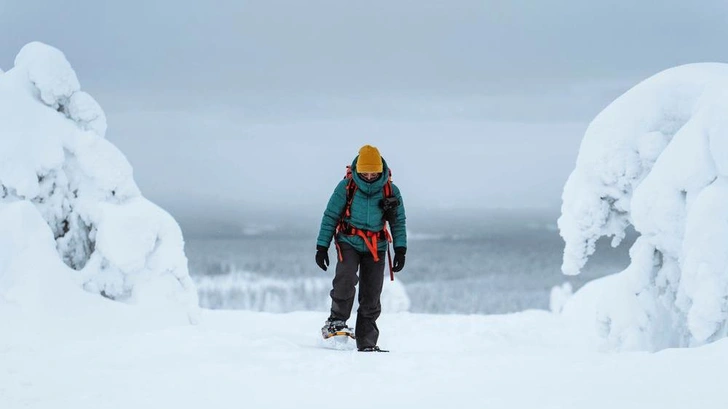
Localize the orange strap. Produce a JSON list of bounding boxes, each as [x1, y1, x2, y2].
[[336, 223, 392, 265], [356, 229, 380, 262], [335, 241, 343, 262]]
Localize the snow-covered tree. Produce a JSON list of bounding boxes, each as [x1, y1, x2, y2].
[[0, 42, 199, 324], [559, 63, 728, 350]]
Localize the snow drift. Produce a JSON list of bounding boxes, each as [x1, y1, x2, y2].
[[0, 42, 199, 324], [559, 63, 728, 350]]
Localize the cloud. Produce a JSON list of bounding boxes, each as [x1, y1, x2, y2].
[[3, 0, 728, 95], [3, 0, 728, 235]]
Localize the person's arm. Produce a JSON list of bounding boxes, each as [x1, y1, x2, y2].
[[316, 179, 348, 249], [389, 184, 408, 272], [390, 184, 407, 250]]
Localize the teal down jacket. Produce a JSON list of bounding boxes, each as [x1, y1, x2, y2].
[[316, 156, 407, 254]]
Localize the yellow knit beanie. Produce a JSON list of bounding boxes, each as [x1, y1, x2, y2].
[[357, 145, 383, 173]]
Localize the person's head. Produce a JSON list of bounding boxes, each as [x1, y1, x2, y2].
[[357, 145, 383, 181]]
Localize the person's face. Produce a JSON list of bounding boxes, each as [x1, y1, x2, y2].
[[359, 172, 381, 181]]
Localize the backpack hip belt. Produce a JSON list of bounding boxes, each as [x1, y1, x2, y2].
[[335, 221, 392, 263]]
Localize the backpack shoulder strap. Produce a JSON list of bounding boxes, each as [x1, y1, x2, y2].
[[383, 168, 393, 197], [343, 166, 357, 218], [342, 166, 393, 219]]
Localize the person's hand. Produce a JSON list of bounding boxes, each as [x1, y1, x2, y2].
[[315, 246, 330, 271], [393, 247, 406, 272]]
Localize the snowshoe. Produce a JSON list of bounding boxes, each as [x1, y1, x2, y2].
[[320, 319, 356, 351], [358, 346, 389, 352], [321, 319, 355, 340]]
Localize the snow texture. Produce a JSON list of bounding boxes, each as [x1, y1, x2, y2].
[[4, 307, 728, 409], [559, 63, 728, 350], [0, 42, 198, 324], [549, 282, 573, 313]]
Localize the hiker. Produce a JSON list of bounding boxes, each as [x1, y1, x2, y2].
[[315, 144, 407, 352]]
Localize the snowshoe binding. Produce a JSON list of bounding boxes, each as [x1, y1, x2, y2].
[[321, 319, 355, 340], [320, 319, 356, 350]]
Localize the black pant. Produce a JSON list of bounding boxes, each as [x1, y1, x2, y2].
[[329, 242, 386, 349]]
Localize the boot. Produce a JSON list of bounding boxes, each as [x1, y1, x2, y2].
[[321, 319, 354, 339]]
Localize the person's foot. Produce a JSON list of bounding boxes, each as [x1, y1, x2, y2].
[[321, 319, 353, 339]]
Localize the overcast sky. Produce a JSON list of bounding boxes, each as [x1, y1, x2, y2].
[[3, 1, 728, 234]]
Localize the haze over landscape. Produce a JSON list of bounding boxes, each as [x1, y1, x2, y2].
[[4, 1, 728, 236]]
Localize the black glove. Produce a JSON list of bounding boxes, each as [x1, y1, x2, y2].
[[315, 245, 330, 271], [392, 247, 406, 272]]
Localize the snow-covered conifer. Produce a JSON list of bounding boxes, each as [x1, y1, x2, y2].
[[0, 42, 199, 324], [560, 64, 728, 350]]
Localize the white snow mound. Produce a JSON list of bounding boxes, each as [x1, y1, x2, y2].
[[0, 42, 199, 325], [559, 63, 728, 350]]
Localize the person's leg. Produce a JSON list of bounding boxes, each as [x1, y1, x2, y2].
[[355, 249, 386, 349], [328, 242, 361, 322]]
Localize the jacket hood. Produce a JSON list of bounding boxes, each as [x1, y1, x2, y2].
[[351, 156, 389, 195]]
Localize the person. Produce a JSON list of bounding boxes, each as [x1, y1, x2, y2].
[[315, 144, 407, 352]]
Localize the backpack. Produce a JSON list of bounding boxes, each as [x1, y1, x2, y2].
[[335, 165, 396, 280]]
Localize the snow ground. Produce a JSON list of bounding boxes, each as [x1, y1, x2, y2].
[[3, 40, 728, 409], [2, 309, 727, 409]]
